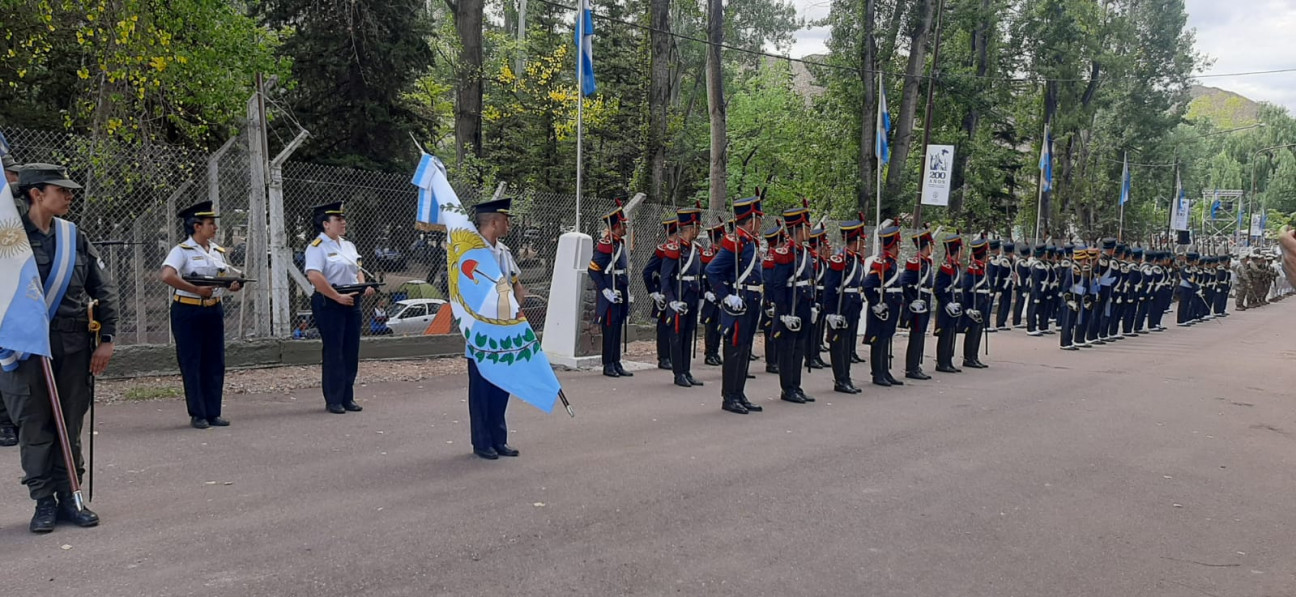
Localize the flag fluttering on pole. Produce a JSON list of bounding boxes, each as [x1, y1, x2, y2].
[[0, 135, 54, 371], [1171, 170, 1190, 231], [876, 78, 892, 165], [1119, 152, 1131, 206], [410, 154, 563, 414], [1210, 190, 1220, 220], [1039, 124, 1053, 193], [574, 0, 596, 97], [411, 155, 441, 229]]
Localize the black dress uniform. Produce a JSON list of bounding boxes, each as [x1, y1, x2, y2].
[[699, 222, 726, 366], [1, 164, 112, 532], [589, 204, 634, 376], [766, 207, 816, 404], [1177, 253, 1201, 326], [304, 202, 367, 414], [162, 201, 235, 428], [1213, 257, 1231, 317], [994, 242, 1016, 330], [900, 228, 935, 379], [863, 226, 905, 386], [1132, 249, 1153, 333], [1148, 252, 1171, 332], [705, 196, 765, 414], [933, 234, 963, 373], [1106, 244, 1129, 339], [661, 206, 704, 388], [1087, 239, 1117, 343], [760, 224, 784, 374], [644, 217, 678, 370], [822, 220, 866, 393], [1011, 243, 1031, 328], [465, 198, 521, 460], [1059, 245, 1086, 350], [960, 238, 990, 368], [1026, 245, 1048, 336]]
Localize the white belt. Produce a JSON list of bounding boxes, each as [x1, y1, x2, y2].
[[975, 289, 991, 294], [791, 280, 812, 287], [843, 288, 861, 294], [678, 275, 698, 281], [920, 289, 934, 295], [610, 269, 626, 275], [815, 285, 825, 291], [886, 288, 904, 293], [740, 284, 763, 292]]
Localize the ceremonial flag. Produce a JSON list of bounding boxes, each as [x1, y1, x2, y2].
[[411, 154, 440, 228], [574, 0, 596, 97], [1119, 152, 1131, 206], [1171, 170, 1190, 231], [1210, 190, 1220, 220], [876, 79, 892, 165], [0, 137, 52, 371], [411, 155, 562, 414], [1039, 124, 1053, 193]]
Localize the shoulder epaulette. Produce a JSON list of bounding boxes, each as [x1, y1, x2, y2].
[[663, 242, 681, 260], [720, 234, 741, 253], [311, 238, 323, 247], [905, 257, 921, 272], [828, 254, 846, 271], [214, 245, 226, 253], [940, 263, 957, 275], [772, 246, 795, 265], [872, 259, 890, 274], [596, 238, 614, 254], [178, 243, 193, 250]]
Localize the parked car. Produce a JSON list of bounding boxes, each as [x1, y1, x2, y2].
[[386, 298, 447, 335]]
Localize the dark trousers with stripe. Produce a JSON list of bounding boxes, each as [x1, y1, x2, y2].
[[721, 309, 759, 400], [829, 309, 861, 384], [599, 305, 625, 365], [467, 359, 509, 451], [669, 309, 698, 377], [994, 290, 1011, 328], [171, 302, 226, 420], [312, 293, 361, 407], [905, 310, 930, 374]]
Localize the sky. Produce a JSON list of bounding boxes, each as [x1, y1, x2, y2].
[[783, 0, 1296, 114]]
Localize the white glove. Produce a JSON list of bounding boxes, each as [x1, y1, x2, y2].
[[1066, 300, 1078, 311], [944, 301, 962, 317], [602, 288, 622, 304], [826, 314, 847, 329], [723, 295, 745, 311], [871, 303, 888, 316], [810, 306, 820, 323], [909, 299, 928, 313], [649, 291, 665, 302], [780, 315, 802, 330], [669, 300, 688, 314], [704, 291, 717, 303]]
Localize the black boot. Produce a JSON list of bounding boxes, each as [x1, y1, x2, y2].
[[780, 391, 807, 404], [850, 352, 864, 363], [30, 497, 57, 533], [0, 424, 16, 447], [602, 364, 620, 378], [684, 373, 704, 386], [658, 359, 673, 370], [905, 370, 931, 380], [614, 363, 634, 377], [796, 389, 816, 402], [56, 492, 99, 527], [834, 381, 861, 394]]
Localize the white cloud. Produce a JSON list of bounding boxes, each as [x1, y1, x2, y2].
[[782, 0, 1296, 112]]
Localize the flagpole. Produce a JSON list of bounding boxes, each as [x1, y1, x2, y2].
[[874, 71, 883, 257], [1033, 123, 1047, 246], [1119, 203, 1125, 243], [575, 7, 585, 234]]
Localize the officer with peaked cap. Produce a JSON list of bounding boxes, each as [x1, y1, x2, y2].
[[1026, 244, 1048, 336], [160, 201, 243, 429], [644, 216, 679, 370], [705, 196, 765, 414], [900, 227, 935, 379], [661, 204, 705, 388], [805, 226, 830, 370], [863, 225, 905, 386], [2, 163, 115, 532], [304, 201, 375, 414], [589, 202, 634, 377], [823, 218, 867, 393]]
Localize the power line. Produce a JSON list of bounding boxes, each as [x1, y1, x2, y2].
[[529, 0, 1296, 85]]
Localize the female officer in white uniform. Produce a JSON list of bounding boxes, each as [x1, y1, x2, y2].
[[303, 202, 374, 414], [160, 201, 242, 429]]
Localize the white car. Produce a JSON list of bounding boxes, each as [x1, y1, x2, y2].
[[386, 298, 448, 335]]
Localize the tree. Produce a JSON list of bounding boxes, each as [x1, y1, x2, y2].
[[705, 0, 726, 210], [646, 0, 673, 203], [450, 0, 485, 167]]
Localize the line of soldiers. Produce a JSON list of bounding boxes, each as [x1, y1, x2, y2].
[[1235, 252, 1283, 311]]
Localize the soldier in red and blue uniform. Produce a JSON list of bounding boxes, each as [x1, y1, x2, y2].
[[705, 196, 765, 415], [699, 221, 727, 366], [900, 227, 935, 380], [984, 239, 1002, 334], [805, 227, 831, 370], [863, 226, 905, 387], [588, 204, 634, 378], [643, 217, 678, 370], [823, 219, 867, 393], [960, 237, 990, 368], [933, 234, 964, 373], [760, 224, 785, 374], [661, 205, 705, 388], [766, 206, 816, 404]]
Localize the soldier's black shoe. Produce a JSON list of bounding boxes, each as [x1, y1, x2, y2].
[[1061, 345, 1080, 351], [738, 396, 763, 412], [808, 359, 826, 369], [749, 353, 759, 361], [684, 374, 704, 386], [834, 382, 862, 394], [745, 372, 756, 379], [0, 425, 17, 447], [674, 374, 693, 388], [704, 355, 722, 366], [474, 447, 499, 460], [765, 365, 780, 374], [191, 416, 210, 429], [56, 493, 99, 528], [603, 365, 620, 377], [935, 364, 961, 374], [872, 377, 892, 387], [850, 353, 864, 363], [780, 392, 807, 404], [886, 374, 904, 386], [494, 445, 519, 457], [207, 417, 230, 427], [326, 404, 346, 414], [963, 360, 988, 369], [905, 371, 931, 380], [797, 389, 815, 402], [343, 402, 363, 412], [614, 363, 634, 377], [30, 497, 57, 533], [658, 360, 673, 370], [722, 397, 749, 414]]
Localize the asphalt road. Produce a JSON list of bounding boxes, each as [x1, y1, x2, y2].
[[3, 304, 1296, 597]]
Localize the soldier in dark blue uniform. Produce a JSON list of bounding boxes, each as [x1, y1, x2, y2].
[[961, 237, 990, 368], [901, 227, 935, 380], [1176, 251, 1200, 326], [1026, 244, 1048, 336], [661, 205, 704, 388], [1106, 244, 1129, 340], [1059, 245, 1085, 351], [760, 224, 785, 374], [1131, 248, 1153, 334], [805, 227, 830, 370], [933, 234, 963, 373], [823, 219, 867, 393], [705, 196, 765, 414], [699, 222, 726, 366], [994, 241, 1016, 330], [588, 203, 634, 377], [644, 217, 678, 370], [1086, 239, 1117, 344], [304, 202, 375, 414], [766, 206, 817, 404], [1122, 247, 1145, 336], [1213, 255, 1231, 317], [863, 226, 905, 386], [1011, 243, 1030, 328], [1147, 251, 1171, 332]]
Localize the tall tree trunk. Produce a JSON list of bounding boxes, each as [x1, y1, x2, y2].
[[878, 0, 907, 67], [858, 0, 877, 214], [648, 0, 672, 204], [883, 0, 937, 217], [950, 0, 991, 216], [705, 0, 726, 211], [453, 0, 485, 168]]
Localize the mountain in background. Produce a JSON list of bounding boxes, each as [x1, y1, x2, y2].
[[1186, 85, 1262, 128]]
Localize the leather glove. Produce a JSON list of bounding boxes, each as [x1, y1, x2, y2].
[[723, 294, 745, 311], [669, 300, 688, 314], [602, 288, 622, 304], [704, 291, 717, 303], [779, 315, 802, 330], [826, 314, 847, 329], [810, 306, 820, 323]]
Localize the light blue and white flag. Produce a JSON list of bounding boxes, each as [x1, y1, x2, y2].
[[574, 0, 596, 97], [411, 154, 440, 227], [0, 143, 53, 371], [1039, 124, 1053, 193], [1119, 152, 1131, 206], [876, 79, 892, 165], [411, 155, 563, 414]]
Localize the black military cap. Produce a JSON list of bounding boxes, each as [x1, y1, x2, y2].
[[312, 201, 345, 219], [17, 163, 81, 189], [988, 239, 1002, 251], [178, 200, 218, 220], [474, 197, 512, 216]]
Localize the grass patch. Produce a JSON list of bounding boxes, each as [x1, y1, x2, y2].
[[123, 386, 183, 401]]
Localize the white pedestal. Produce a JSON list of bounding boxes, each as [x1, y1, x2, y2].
[[541, 232, 600, 369]]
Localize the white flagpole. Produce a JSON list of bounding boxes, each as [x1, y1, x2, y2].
[[874, 71, 883, 256], [575, 6, 584, 233]]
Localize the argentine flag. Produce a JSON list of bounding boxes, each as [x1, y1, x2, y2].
[[0, 141, 52, 371], [1119, 152, 1131, 206], [876, 79, 892, 164], [411, 153, 439, 227], [1039, 125, 1053, 193], [575, 0, 596, 97]]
